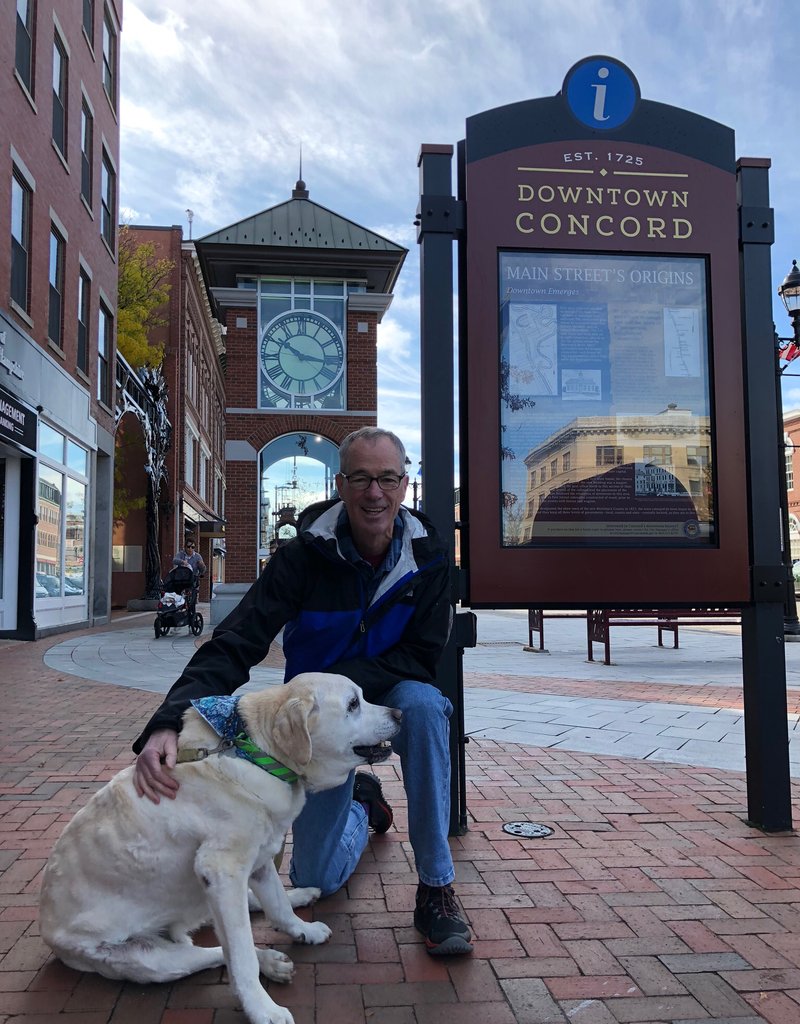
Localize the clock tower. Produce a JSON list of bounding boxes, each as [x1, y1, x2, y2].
[[194, 179, 407, 584]]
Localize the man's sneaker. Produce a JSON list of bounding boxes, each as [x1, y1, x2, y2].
[[414, 882, 473, 955], [353, 772, 393, 833]]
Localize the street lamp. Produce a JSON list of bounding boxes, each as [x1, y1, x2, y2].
[[777, 259, 800, 636]]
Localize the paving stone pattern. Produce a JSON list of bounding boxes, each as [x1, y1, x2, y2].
[[3, 610, 800, 1022]]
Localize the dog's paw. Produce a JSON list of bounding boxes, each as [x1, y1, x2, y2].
[[265, 1009, 294, 1024], [256, 1005, 294, 1024], [292, 920, 331, 945], [287, 886, 321, 909], [257, 947, 294, 983]]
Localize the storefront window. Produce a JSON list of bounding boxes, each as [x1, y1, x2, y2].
[[36, 425, 89, 601], [65, 479, 86, 594], [36, 466, 63, 592]]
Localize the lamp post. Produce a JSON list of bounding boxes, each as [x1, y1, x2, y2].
[[777, 259, 800, 636]]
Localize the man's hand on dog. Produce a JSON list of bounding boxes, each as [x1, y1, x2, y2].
[[134, 729, 180, 803]]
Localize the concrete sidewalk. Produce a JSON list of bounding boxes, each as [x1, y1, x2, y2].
[[2, 611, 800, 1023], [44, 608, 800, 777]]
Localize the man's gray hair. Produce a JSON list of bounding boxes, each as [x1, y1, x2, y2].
[[339, 427, 407, 474]]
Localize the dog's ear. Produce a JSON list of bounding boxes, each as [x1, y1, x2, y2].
[[272, 695, 315, 768]]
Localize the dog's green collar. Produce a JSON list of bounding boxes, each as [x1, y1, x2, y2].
[[177, 733, 299, 784], [178, 694, 299, 784]]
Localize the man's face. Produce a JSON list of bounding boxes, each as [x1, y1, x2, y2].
[[337, 438, 408, 554]]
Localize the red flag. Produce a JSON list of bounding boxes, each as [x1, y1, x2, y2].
[[779, 339, 800, 363]]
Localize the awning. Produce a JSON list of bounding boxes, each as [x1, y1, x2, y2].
[[197, 519, 226, 538]]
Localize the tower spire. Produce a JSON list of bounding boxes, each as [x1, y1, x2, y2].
[[292, 144, 308, 199]]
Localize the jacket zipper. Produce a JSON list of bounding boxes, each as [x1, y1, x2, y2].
[[359, 552, 445, 638]]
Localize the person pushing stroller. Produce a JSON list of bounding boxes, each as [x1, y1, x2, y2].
[[172, 537, 206, 576], [153, 537, 206, 639]]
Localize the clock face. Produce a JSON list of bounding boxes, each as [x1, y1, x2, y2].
[[260, 310, 345, 397]]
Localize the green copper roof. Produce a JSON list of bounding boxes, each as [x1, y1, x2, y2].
[[197, 180, 404, 254]]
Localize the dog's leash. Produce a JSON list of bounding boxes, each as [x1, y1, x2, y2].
[[176, 733, 299, 784]]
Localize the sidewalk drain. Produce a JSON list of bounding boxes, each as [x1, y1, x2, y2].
[[502, 821, 554, 838]]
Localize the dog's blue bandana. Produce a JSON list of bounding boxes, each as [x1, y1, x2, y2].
[[178, 694, 299, 784]]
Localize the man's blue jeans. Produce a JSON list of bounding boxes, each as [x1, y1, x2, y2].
[[289, 680, 455, 896]]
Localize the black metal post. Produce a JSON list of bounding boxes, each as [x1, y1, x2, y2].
[[737, 157, 792, 831], [416, 144, 471, 835]]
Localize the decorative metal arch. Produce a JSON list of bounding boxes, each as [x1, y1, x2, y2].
[[116, 353, 172, 598]]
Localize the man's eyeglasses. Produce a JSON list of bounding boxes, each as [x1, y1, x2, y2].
[[185, 544, 195, 549], [341, 472, 405, 492]]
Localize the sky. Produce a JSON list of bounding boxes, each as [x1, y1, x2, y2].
[[119, 0, 800, 468]]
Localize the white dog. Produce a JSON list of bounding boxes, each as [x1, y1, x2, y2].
[[39, 673, 402, 1024]]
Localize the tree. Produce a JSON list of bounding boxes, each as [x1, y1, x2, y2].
[[116, 226, 174, 368]]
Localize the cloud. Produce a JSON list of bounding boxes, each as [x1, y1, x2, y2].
[[121, 0, 800, 457]]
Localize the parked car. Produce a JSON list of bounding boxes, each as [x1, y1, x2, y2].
[[64, 574, 84, 594], [36, 573, 61, 597]]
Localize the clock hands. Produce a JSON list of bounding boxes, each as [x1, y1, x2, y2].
[[279, 339, 325, 364]]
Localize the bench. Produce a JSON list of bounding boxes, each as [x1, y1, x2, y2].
[[525, 608, 587, 653], [587, 607, 742, 665]]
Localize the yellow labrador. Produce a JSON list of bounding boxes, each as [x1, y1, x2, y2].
[[40, 673, 401, 1024]]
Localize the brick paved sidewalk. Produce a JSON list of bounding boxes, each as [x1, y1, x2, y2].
[[3, 631, 800, 1023]]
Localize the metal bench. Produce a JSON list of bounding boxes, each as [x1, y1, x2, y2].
[[587, 607, 742, 665], [525, 607, 587, 653]]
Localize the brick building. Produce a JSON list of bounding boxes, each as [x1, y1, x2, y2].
[[0, 0, 122, 637], [111, 226, 226, 606], [194, 179, 406, 583], [784, 408, 800, 561]]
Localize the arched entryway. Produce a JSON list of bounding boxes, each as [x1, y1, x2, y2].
[[258, 433, 339, 572]]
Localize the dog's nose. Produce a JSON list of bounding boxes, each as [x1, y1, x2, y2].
[[391, 708, 403, 722]]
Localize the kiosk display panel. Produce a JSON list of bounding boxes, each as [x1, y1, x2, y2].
[[499, 250, 715, 548]]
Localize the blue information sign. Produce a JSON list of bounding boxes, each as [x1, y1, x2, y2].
[[563, 55, 640, 131]]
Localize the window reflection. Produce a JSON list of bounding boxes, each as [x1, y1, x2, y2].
[[36, 466, 62, 595], [65, 478, 86, 594]]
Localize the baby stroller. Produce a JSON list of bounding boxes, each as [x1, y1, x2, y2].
[[154, 565, 203, 638]]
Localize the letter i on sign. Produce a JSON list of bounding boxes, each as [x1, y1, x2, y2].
[[591, 67, 610, 122]]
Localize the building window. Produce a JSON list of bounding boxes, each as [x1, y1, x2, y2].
[[539, 467, 546, 484], [48, 226, 65, 347], [82, 0, 94, 45], [100, 150, 115, 248], [550, 458, 558, 479], [98, 302, 112, 405], [686, 445, 709, 467], [642, 445, 673, 466], [52, 34, 68, 156], [80, 101, 93, 205], [199, 450, 208, 502], [36, 423, 89, 602], [596, 446, 624, 467], [562, 451, 571, 472], [10, 172, 32, 313], [185, 426, 196, 490], [15, 0, 34, 94], [102, 6, 117, 108], [77, 268, 90, 373], [786, 440, 794, 492]]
